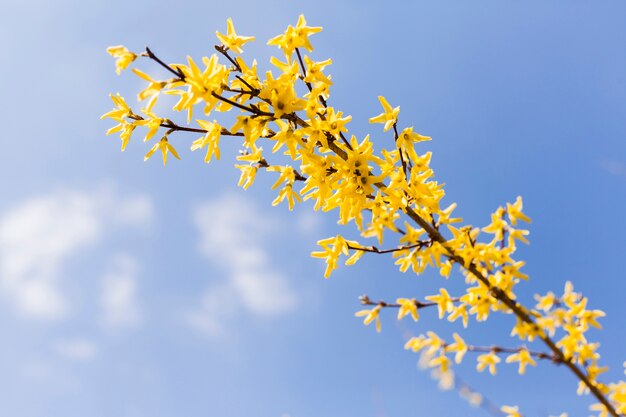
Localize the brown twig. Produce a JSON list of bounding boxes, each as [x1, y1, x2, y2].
[[347, 241, 430, 255], [359, 294, 461, 310], [257, 158, 307, 182], [143, 47, 184, 80], [393, 122, 408, 178]]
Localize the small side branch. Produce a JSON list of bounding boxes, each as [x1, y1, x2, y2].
[[347, 241, 430, 255], [143, 47, 184, 80], [359, 294, 461, 310]]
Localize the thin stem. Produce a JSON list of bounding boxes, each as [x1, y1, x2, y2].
[[295, 48, 313, 91], [125, 114, 281, 141], [257, 158, 308, 181], [393, 122, 408, 178], [359, 294, 461, 310], [213, 45, 264, 97], [144, 47, 184, 80], [127, 114, 253, 137], [295, 48, 326, 106], [235, 75, 259, 95], [446, 344, 561, 363], [211, 91, 274, 117], [224, 86, 259, 96], [214, 44, 241, 71], [347, 241, 430, 255]]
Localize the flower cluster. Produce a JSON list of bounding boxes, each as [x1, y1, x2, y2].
[[102, 16, 625, 417]]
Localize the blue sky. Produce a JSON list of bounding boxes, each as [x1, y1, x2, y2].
[[1, 1, 625, 416]]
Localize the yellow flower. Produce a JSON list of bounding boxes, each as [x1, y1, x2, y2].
[[507, 227, 530, 249], [235, 164, 257, 190], [236, 145, 263, 164], [270, 83, 306, 118], [134, 95, 163, 142], [270, 56, 300, 80], [170, 54, 229, 121], [132, 68, 167, 101], [414, 331, 446, 356], [345, 248, 365, 266], [425, 288, 454, 319], [101, 92, 132, 118], [363, 192, 399, 244], [368, 96, 400, 132], [216, 18, 255, 54], [589, 403, 609, 417], [107, 45, 136, 75], [311, 235, 350, 278], [446, 333, 468, 364], [191, 120, 222, 163], [268, 165, 302, 210], [439, 260, 453, 278], [404, 335, 427, 352], [506, 196, 531, 225], [447, 304, 468, 328], [482, 210, 508, 241], [235, 145, 263, 189], [303, 56, 333, 85], [144, 137, 181, 165], [501, 405, 523, 417], [101, 93, 136, 151], [321, 107, 351, 140], [428, 354, 451, 373], [510, 319, 544, 342], [396, 298, 419, 321], [397, 126, 431, 163], [505, 349, 537, 374], [267, 14, 322, 55], [437, 203, 462, 226], [292, 15, 322, 51], [476, 351, 501, 375], [355, 305, 382, 333], [562, 281, 579, 307], [232, 57, 262, 91], [231, 116, 267, 148], [535, 291, 556, 312]]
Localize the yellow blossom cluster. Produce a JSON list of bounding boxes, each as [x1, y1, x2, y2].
[[404, 331, 538, 377], [102, 15, 625, 417]]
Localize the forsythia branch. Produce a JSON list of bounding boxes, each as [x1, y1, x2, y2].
[[102, 15, 625, 417]]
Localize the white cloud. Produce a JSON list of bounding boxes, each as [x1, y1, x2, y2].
[[600, 159, 626, 178], [187, 194, 297, 335], [100, 254, 143, 329], [231, 270, 298, 314], [52, 338, 98, 361], [185, 284, 236, 337], [19, 360, 55, 383], [0, 187, 153, 321]]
